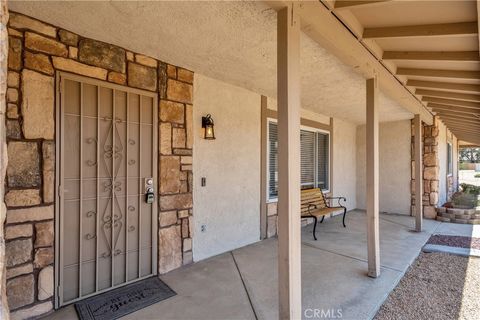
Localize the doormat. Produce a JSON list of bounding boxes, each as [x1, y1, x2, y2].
[[75, 277, 176, 320]]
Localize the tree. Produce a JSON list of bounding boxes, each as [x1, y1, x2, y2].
[[459, 148, 480, 163]]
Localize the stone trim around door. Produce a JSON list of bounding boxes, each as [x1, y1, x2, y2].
[[4, 11, 194, 318]]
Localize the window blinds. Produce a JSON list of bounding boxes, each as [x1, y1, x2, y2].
[[268, 122, 279, 198], [301, 130, 316, 189], [317, 132, 329, 190], [268, 121, 330, 199]]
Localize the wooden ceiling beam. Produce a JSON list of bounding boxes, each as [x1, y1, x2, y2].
[[440, 119, 480, 128], [440, 112, 480, 120], [363, 22, 478, 39], [439, 114, 480, 127], [477, 1, 480, 58], [416, 89, 480, 102], [407, 80, 480, 93], [450, 132, 480, 139], [431, 106, 480, 117], [433, 108, 480, 117], [383, 51, 480, 61], [444, 129, 480, 137], [423, 97, 480, 109], [334, 0, 391, 9], [435, 113, 480, 123], [398, 68, 480, 80]]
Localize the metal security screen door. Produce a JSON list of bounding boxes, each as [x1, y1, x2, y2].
[[55, 73, 158, 307]]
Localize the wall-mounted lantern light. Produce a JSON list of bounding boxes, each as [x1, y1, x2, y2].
[[202, 114, 216, 140]]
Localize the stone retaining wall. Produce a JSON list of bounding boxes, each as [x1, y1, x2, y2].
[[436, 207, 480, 224], [411, 118, 439, 219], [4, 12, 194, 318]]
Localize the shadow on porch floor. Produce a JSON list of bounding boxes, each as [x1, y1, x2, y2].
[[43, 210, 443, 320]]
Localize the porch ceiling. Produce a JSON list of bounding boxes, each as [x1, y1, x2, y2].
[[8, 1, 412, 125], [332, 0, 480, 145]]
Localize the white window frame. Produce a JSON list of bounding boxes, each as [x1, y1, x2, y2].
[[447, 141, 453, 176], [266, 118, 331, 202]]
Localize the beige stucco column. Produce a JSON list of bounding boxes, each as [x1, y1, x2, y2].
[[277, 4, 302, 319], [0, 0, 10, 318], [414, 114, 423, 231], [366, 77, 380, 278]]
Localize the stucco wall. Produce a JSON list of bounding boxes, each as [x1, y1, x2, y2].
[[356, 120, 412, 215], [193, 74, 261, 261], [332, 119, 357, 211]]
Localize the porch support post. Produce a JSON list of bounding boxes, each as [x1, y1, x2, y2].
[[414, 114, 423, 231], [366, 77, 380, 278], [277, 4, 302, 319]]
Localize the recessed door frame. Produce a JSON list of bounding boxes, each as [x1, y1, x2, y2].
[[54, 71, 158, 308]]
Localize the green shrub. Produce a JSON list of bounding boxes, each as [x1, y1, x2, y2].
[[475, 173, 480, 178], [451, 192, 477, 208], [460, 183, 480, 196]]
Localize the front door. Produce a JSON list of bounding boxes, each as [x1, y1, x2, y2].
[[56, 72, 158, 307]]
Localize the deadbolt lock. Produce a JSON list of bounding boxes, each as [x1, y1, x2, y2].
[[144, 178, 155, 204]]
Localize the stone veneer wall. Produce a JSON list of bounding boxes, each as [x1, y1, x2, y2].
[[4, 12, 193, 318], [1, 1, 10, 319], [411, 118, 439, 219]]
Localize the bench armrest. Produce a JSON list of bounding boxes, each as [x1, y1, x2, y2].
[[307, 203, 317, 214], [325, 196, 346, 207]]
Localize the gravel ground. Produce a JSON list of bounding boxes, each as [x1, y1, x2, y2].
[[375, 252, 480, 320], [427, 235, 480, 250]]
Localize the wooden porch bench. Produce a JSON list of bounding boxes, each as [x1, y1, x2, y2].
[[301, 188, 347, 240]]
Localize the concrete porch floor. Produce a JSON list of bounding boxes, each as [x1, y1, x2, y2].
[[44, 210, 444, 320]]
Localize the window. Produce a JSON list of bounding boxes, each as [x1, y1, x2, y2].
[[447, 142, 453, 175], [268, 121, 330, 200]]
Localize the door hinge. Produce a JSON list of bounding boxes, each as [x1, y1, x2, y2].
[[58, 184, 62, 199]]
